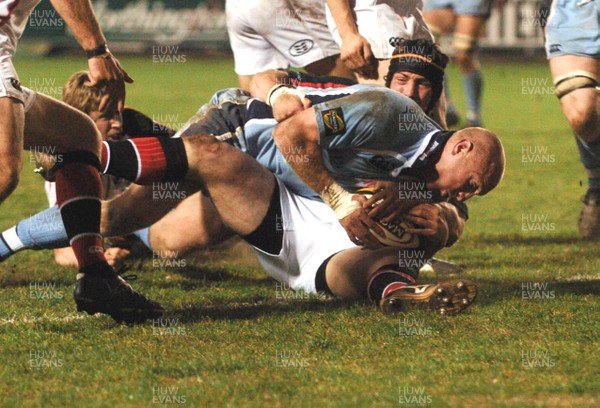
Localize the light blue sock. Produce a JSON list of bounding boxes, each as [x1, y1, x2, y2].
[[575, 136, 600, 190], [461, 69, 483, 124], [0, 206, 69, 261], [133, 227, 153, 250]]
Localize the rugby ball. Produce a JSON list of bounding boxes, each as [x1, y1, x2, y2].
[[357, 188, 420, 248]]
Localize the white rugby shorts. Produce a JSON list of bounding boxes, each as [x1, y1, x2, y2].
[[226, 0, 341, 75], [250, 178, 356, 294], [326, 0, 433, 60], [0, 0, 40, 104]]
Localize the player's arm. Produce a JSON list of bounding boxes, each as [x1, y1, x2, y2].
[[325, 0, 378, 79], [50, 0, 133, 111], [272, 108, 384, 248], [249, 70, 312, 122]]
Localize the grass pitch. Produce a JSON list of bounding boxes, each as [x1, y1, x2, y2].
[[0, 56, 598, 407]]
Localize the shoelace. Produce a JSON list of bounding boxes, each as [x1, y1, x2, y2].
[[115, 264, 138, 281]]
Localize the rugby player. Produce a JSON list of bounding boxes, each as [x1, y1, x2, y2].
[[226, 0, 355, 90], [543, 0, 600, 238], [422, 0, 501, 126], [93, 85, 505, 314], [42, 71, 174, 268], [0, 0, 162, 323]]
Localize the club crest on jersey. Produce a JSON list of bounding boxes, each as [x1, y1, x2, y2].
[[321, 108, 345, 136]]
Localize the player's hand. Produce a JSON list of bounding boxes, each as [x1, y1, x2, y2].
[[365, 181, 420, 222], [104, 247, 131, 269], [364, 181, 399, 220], [340, 197, 386, 249], [86, 52, 133, 112], [272, 93, 312, 122], [340, 32, 378, 80], [402, 203, 449, 253]]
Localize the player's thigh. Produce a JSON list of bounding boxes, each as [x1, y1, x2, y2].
[[326, 247, 401, 299], [149, 191, 233, 253], [24, 93, 101, 155], [422, 7, 456, 34], [550, 55, 599, 82], [454, 14, 486, 40], [181, 135, 276, 236], [0, 97, 24, 170]]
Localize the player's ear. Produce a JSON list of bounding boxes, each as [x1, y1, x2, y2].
[[452, 139, 474, 156]]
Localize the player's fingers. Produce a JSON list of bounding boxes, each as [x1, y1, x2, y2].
[[404, 227, 436, 236], [345, 220, 371, 246], [358, 211, 386, 239], [403, 213, 434, 227], [355, 226, 382, 249], [380, 208, 406, 223], [364, 189, 385, 207]]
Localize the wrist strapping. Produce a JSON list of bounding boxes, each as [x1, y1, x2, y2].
[[266, 84, 307, 106], [320, 182, 362, 219]]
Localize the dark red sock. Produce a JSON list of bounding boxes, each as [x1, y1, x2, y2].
[[55, 160, 108, 272]]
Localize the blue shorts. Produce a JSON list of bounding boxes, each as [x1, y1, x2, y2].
[[545, 0, 600, 59], [422, 0, 494, 17]]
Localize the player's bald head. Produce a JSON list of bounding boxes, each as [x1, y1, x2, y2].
[[454, 127, 505, 195]]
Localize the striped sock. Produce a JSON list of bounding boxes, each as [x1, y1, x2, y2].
[[367, 266, 418, 304], [102, 137, 188, 184]]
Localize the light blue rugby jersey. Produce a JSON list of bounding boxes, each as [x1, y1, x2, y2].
[[210, 85, 452, 200]]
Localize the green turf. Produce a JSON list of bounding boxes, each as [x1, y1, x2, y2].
[[0, 56, 598, 407]]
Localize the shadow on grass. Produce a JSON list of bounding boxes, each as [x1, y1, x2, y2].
[[167, 297, 360, 323]]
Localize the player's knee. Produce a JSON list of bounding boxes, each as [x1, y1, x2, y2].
[[64, 112, 102, 154], [185, 134, 221, 165], [454, 51, 477, 72]]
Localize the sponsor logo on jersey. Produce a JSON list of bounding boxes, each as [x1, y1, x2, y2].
[[321, 107, 345, 136], [9, 78, 21, 92], [289, 39, 314, 56], [548, 44, 562, 54]]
